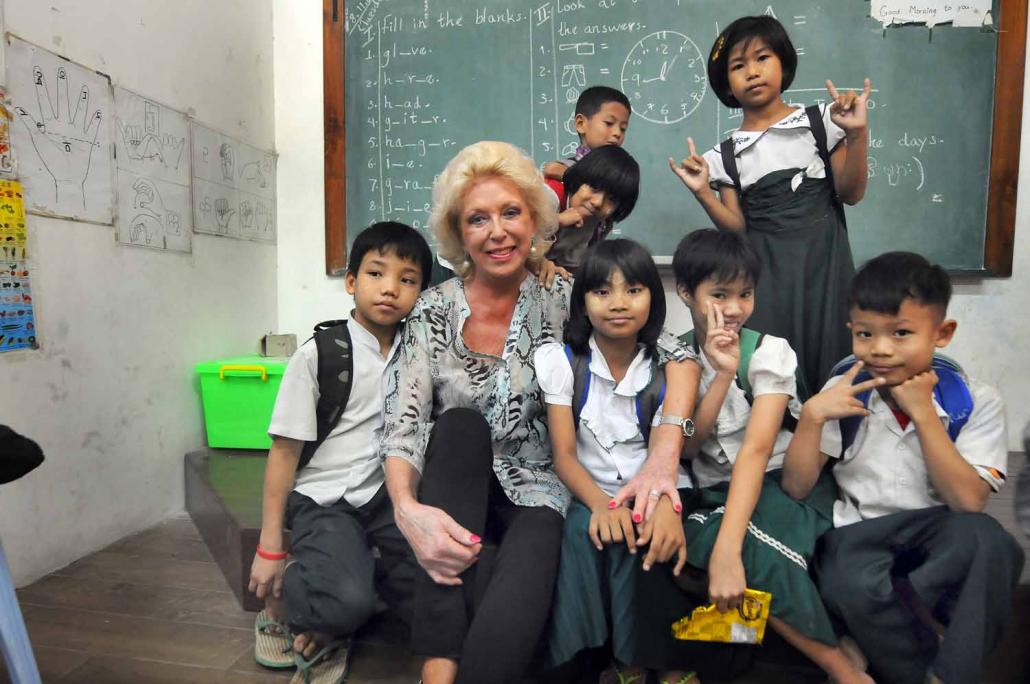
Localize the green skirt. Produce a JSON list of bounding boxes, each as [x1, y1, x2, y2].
[[684, 469, 838, 645], [546, 500, 638, 668]]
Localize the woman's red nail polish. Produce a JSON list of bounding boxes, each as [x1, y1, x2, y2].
[[632, 513, 643, 523], [607, 500, 618, 509], [469, 535, 481, 544]]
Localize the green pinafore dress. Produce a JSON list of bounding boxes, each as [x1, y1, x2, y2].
[[720, 105, 854, 396]]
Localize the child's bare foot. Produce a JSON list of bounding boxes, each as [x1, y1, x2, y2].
[[656, 670, 699, 684], [293, 630, 332, 658]]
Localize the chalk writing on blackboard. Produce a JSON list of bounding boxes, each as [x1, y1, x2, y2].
[[870, 0, 992, 28]]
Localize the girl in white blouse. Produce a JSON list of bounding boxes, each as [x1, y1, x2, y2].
[[536, 239, 696, 684]]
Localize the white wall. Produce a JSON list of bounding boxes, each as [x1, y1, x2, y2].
[[0, 0, 277, 585]]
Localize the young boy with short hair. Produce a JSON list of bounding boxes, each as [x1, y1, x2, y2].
[[784, 251, 1024, 684], [542, 85, 631, 182], [248, 221, 432, 681]]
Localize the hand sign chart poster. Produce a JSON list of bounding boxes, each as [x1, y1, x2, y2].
[[114, 88, 191, 252], [0, 180, 37, 351], [5, 36, 114, 224], [190, 122, 276, 243]]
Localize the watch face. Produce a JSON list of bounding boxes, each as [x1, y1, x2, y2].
[[621, 30, 707, 125]]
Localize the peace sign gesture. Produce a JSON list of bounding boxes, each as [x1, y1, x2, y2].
[[668, 137, 710, 196], [805, 361, 885, 424], [825, 78, 872, 133], [702, 301, 740, 375]]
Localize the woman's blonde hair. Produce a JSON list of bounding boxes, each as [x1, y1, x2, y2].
[[429, 140, 558, 279]]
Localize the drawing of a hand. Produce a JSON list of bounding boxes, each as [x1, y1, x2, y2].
[[14, 65, 103, 208], [240, 199, 254, 230], [255, 201, 271, 233], [214, 198, 235, 232], [162, 133, 185, 170], [131, 177, 165, 217]]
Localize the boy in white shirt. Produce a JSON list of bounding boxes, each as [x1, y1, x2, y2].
[[247, 222, 431, 681], [784, 251, 1024, 684]]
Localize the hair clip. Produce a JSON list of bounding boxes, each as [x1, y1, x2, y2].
[[711, 35, 726, 61]]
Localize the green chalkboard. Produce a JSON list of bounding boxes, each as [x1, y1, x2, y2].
[[344, 1, 1005, 271]]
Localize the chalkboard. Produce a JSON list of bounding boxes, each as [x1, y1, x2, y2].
[[328, 0, 1022, 275]]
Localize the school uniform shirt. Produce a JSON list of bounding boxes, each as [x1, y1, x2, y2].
[[691, 334, 802, 489], [535, 336, 692, 498], [818, 374, 1008, 528], [268, 316, 399, 508], [703, 103, 846, 193]]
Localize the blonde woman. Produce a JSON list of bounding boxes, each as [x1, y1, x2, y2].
[[380, 141, 697, 684]]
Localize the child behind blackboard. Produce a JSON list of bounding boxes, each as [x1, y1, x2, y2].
[[669, 15, 871, 396]]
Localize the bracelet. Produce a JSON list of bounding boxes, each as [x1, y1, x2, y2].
[[256, 544, 288, 561]]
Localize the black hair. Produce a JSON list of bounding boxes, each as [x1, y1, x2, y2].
[[563, 145, 640, 222], [565, 239, 665, 358], [575, 85, 631, 119], [347, 221, 433, 290], [672, 228, 762, 293], [708, 15, 798, 108], [848, 251, 951, 316]]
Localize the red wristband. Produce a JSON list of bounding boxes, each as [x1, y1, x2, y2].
[[256, 544, 287, 561]]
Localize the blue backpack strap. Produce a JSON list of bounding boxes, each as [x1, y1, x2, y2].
[[635, 356, 666, 443], [930, 356, 974, 441], [565, 344, 591, 430]]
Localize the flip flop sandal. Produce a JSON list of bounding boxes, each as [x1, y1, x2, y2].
[[659, 673, 699, 684], [290, 639, 351, 684], [254, 609, 294, 669], [599, 663, 646, 684]]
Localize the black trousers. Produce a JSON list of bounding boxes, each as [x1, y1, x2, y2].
[[814, 506, 1024, 684], [411, 408, 564, 684], [282, 485, 414, 637]]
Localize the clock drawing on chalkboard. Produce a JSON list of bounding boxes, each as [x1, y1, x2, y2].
[[621, 31, 707, 125]]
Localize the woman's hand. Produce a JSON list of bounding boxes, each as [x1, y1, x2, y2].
[[395, 499, 483, 586], [588, 502, 637, 553], [248, 553, 285, 600], [611, 456, 683, 525], [637, 496, 687, 574], [533, 257, 571, 290], [708, 546, 747, 613]]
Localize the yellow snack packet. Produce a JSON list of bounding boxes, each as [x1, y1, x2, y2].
[[670, 589, 772, 644]]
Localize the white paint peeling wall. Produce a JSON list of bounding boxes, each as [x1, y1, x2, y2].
[[0, 0, 277, 585]]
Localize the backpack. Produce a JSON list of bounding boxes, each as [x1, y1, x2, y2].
[[679, 327, 805, 429], [829, 353, 974, 457], [563, 344, 666, 443], [297, 320, 354, 471], [719, 104, 846, 226]]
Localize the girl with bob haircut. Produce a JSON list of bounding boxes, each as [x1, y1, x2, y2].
[[429, 139, 558, 279], [536, 239, 695, 684], [669, 14, 871, 397], [541, 145, 641, 281]]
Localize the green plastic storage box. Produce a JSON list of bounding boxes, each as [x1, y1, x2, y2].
[[195, 355, 288, 449]]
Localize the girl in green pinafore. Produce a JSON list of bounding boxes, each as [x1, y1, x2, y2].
[[669, 14, 871, 396], [635, 229, 872, 684]]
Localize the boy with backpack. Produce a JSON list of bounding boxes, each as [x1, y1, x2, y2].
[[783, 251, 1024, 684], [248, 222, 432, 682]]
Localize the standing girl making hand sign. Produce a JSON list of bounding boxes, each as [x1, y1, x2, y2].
[[670, 15, 871, 395]]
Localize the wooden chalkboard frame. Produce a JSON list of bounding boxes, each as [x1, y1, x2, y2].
[[323, 0, 1025, 277]]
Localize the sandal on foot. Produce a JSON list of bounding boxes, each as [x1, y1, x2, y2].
[[660, 673, 699, 684], [290, 639, 351, 684], [599, 663, 646, 684], [254, 609, 294, 669]]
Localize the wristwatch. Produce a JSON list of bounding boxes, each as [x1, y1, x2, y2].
[[658, 415, 696, 438]]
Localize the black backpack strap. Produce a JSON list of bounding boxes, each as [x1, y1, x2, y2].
[[719, 138, 741, 191], [298, 320, 353, 471], [805, 104, 846, 226]]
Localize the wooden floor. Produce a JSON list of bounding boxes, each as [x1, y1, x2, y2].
[[4, 452, 1027, 683]]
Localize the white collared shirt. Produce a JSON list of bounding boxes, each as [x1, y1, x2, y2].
[[703, 104, 846, 192], [691, 334, 802, 488], [818, 374, 1008, 527], [269, 317, 400, 507], [535, 336, 692, 497]]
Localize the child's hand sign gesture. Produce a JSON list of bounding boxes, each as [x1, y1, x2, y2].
[[803, 361, 885, 424], [702, 301, 740, 375], [825, 78, 872, 133], [669, 137, 711, 196]]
